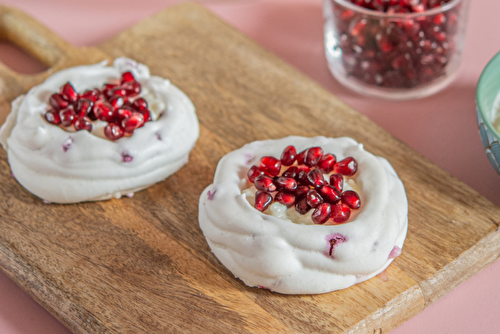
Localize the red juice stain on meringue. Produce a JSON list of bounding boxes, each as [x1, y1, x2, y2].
[[121, 151, 133, 163], [62, 136, 73, 152], [207, 189, 217, 200], [325, 233, 348, 258], [388, 246, 402, 259]]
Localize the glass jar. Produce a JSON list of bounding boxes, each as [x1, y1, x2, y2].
[[323, 0, 470, 100]]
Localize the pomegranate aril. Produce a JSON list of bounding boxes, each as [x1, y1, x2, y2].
[[122, 81, 141, 97], [304, 147, 324, 167], [94, 102, 115, 122], [282, 166, 298, 179], [60, 107, 77, 127], [306, 169, 326, 189], [103, 84, 118, 98], [254, 175, 277, 192], [122, 112, 145, 133], [330, 174, 344, 192], [49, 93, 69, 110], [44, 109, 61, 125], [247, 165, 264, 183], [80, 89, 99, 102], [296, 166, 311, 185], [306, 189, 323, 208], [117, 108, 133, 120], [342, 190, 361, 209], [74, 117, 93, 132], [312, 203, 332, 224], [319, 185, 341, 204], [274, 192, 296, 208], [274, 176, 297, 191], [281, 145, 297, 166], [104, 123, 124, 141], [318, 153, 336, 173], [109, 96, 125, 110], [255, 190, 273, 212], [294, 185, 310, 200], [295, 197, 311, 214], [60, 82, 78, 102], [75, 99, 94, 117], [331, 203, 351, 224], [121, 71, 136, 84], [132, 97, 148, 110], [260, 156, 282, 177], [296, 149, 307, 165], [334, 157, 358, 177], [139, 108, 152, 122]]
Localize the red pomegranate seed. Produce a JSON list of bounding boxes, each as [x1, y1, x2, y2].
[[318, 153, 336, 173], [74, 117, 93, 132], [282, 166, 298, 179], [61, 82, 78, 102], [330, 174, 344, 192], [110, 87, 127, 98], [274, 192, 296, 208], [122, 112, 145, 133], [296, 149, 307, 165], [121, 71, 135, 84], [255, 190, 273, 212], [306, 189, 323, 208], [334, 157, 358, 177], [312, 203, 332, 224], [342, 190, 361, 209], [104, 123, 124, 141], [331, 203, 351, 224], [319, 185, 341, 204], [247, 165, 265, 183], [260, 156, 282, 177], [109, 96, 125, 110], [295, 197, 311, 214], [296, 166, 311, 185], [306, 169, 326, 188], [60, 107, 77, 127], [94, 102, 115, 122], [304, 147, 324, 167], [75, 99, 94, 117], [80, 89, 99, 102], [281, 145, 297, 166], [122, 81, 141, 97], [117, 107, 133, 120], [294, 185, 310, 200], [44, 109, 61, 125], [274, 176, 297, 191], [49, 93, 69, 110], [103, 83, 117, 98], [132, 97, 148, 110], [254, 175, 277, 192], [139, 108, 152, 122]]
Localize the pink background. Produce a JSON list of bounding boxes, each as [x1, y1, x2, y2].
[[0, 0, 499, 332]]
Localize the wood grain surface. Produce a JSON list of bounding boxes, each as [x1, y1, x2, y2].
[[0, 3, 499, 333]]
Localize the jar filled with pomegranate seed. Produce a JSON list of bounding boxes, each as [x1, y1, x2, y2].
[[323, 0, 469, 100]]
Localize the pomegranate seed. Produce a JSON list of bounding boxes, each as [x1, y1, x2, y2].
[[306, 169, 326, 189], [121, 71, 136, 84], [255, 190, 273, 212], [294, 185, 309, 200], [296, 149, 307, 165], [282, 166, 298, 179], [247, 165, 265, 183], [59, 107, 76, 127], [254, 175, 277, 192], [122, 112, 145, 133], [103, 83, 118, 98], [260, 156, 282, 177], [296, 166, 311, 185], [80, 89, 99, 102], [110, 87, 127, 98], [49, 93, 69, 110], [94, 102, 115, 122], [295, 197, 311, 214], [132, 97, 148, 110], [312, 203, 332, 224], [281, 145, 297, 166], [331, 203, 351, 224], [60, 82, 78, 102], [74, 117, 93, 132], [274, 192, 296, 207], [319, 185, 341, 204], [122, 81, 141, 97], [342, 190, 361, 209], [104, 123, 124, 141], [306, 189, 323, 208], [274, 176, 297, 191], [75, 99, 94, 117], [334, 157, 358, 177], [44, 109, 61, 125], [117, 108, 133, 120], [330, 174, 344, 192], [318, 153, 336, 173], [139, 108, 152, 122], [109, 96, 125, 110], [304, 147, 324, 167]]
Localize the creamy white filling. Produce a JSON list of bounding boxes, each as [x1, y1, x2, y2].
[[198, 136, 408, 294], [0, 58, 199, 203]]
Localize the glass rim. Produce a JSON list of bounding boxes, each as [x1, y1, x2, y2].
[[476, 51, 500, 141], [332, 0, 464, 18]]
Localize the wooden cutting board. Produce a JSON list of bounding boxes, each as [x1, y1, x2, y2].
[[0, 3, 499, 333]]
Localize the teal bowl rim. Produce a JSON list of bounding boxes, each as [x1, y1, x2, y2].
[[476, 51, 500, 141]]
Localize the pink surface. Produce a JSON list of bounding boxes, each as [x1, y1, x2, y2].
[[0, 0, 499, 333]]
